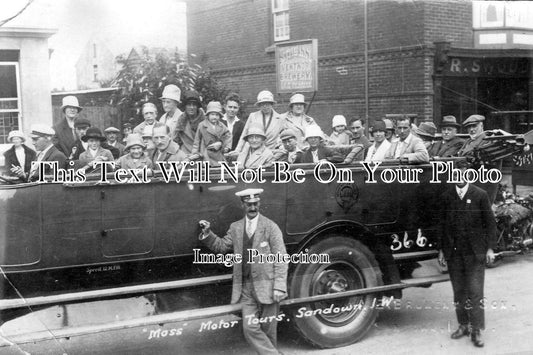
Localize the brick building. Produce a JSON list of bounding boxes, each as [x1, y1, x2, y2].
[[187, 0, 533, 135]]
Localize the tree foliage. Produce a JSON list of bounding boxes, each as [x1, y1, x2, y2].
[[110, 47, 228, 126]]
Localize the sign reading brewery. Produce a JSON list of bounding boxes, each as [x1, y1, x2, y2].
[[444, 57, 530, 77], [275, 39, 318, 93]]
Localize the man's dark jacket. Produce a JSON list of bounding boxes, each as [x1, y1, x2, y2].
[[29, 145, 67, 181], [300, 145, 335, 163], [437, 184, 497, 262], [428, 137, 464, 157]]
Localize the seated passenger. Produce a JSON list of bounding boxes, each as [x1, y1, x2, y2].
[[328, 115, 352, 145], [188, 101, 232, 166], [142, 126, 156, 159], [236, 127, 274, 168], [115, 134, 153, 171], [78, 127, 115, 173], [457, 114, 488, 157], [151, 122, 187, 165], [104, 127, 125, 157], [413, 121, 437, 150], [383, 118, 396, 142], [28, 124, 67, 181], [428, 115, 464, 158], [69, 119, 119, 161], [384, 116, 429, 163], [235, 90, 283, 152], [273, 128, 303, 164], [364, 120, 391, 162], [3, 130, 36, 182], [300, 125, 336, 164], [280, 93, 316, 149]]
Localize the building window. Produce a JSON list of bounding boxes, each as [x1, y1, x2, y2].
[[93, 43, 97, 58], [93, 64, 98, 82], [0, 62, 21, 145], [272, 0, 289, 42], [473, 1, 533, 29]]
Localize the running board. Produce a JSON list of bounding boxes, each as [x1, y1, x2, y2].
[[393, 250, 438, 261], [0, 274, 450, 345], [0, 274, 233, 311]]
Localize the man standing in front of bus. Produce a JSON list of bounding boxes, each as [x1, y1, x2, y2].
[[438, 160, 497, 348], [199, 188, 288, 355]]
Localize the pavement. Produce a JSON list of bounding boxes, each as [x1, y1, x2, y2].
[[1, 253, 532, 355]]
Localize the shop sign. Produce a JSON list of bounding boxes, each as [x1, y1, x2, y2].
[[444, 57, 529, 77], [275, 39, 318, 93]]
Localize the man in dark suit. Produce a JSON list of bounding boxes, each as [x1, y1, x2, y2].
[[438, 160, 497, 348], [221, 93, 245, 151], [428, 115, 464, 158], [28, 124, 67, 182], [199, 189, 288, 355]]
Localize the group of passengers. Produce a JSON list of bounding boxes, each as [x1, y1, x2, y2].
[[2, 85, 488, 183]]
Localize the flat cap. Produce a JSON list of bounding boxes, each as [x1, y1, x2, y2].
[[104, 127, 120, 133], [462, 114, 485, 127], [280, 128, 297, 141], [30, 124, 55, 137], [235, 188, 264, 203]]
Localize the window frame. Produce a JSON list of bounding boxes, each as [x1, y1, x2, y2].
[[0, 61, 21, 145], [272, 0, 290, 42]]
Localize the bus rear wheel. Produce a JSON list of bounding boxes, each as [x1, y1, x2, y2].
[[289, 236, 383, 348]]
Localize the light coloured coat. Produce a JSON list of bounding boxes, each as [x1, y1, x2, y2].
[[385, 133, 429, 163], [365, 139, 392, 161], [236, 144, 274, 169], [201, 214, 288, 304], [236, 110, 283, 152], [191, 120, 232, 166]]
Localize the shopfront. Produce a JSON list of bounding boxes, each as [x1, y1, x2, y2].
[[434, 44, 533, 135]]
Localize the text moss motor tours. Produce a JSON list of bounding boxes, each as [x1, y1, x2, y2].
[[0, 160, 458, 348]]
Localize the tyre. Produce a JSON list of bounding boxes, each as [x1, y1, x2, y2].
[[289, 236, 383, 348]]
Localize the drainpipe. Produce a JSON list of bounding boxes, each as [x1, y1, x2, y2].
[[364, 0, 369, 134]]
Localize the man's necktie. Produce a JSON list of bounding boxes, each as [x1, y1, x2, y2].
[[247, 220, 253, 238]]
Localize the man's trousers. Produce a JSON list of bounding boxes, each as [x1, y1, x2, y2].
[[240, 280, 280, 355], [448, 252, 486, 330]]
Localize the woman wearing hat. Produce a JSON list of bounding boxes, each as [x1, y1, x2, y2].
[[53, 95, 83, 156], [428, 115, 464, 158], [115, 134, 153, 171], [189, 101, 232, 166], [78, 127, 115, 173], [300, 125, 336, 163], [280, 93, 316, 148], [235, 90, 283, 153], [175, 90, 206, 155], [364, 120, 391, 162], [158, 85, 183, 140], [2, 130, 36, 181], [236, 127, 275, 168]]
